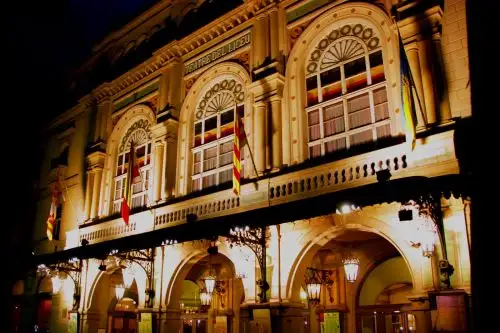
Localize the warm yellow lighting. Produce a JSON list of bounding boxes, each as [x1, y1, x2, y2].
[[115, 285, 125, 300], [123, 267, 135, 288], [51, 275, 62, 294], [200, 292, 212, 306], [306, 280, 321, 302], [300, 288, 308, 302], [204, 276, 216, 294], [343, 257, 360, 283], [336, 203, 360, 215]]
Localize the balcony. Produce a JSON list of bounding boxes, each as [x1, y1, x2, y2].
[[73, 131, 458, 249]]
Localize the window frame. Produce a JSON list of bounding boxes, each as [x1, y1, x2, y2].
[[191, 104, 244, 192], [305, 37, 392, 158]]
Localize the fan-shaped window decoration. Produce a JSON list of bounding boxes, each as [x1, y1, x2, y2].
[[192, 79, 245, 192], [112, 120, 153, 214], [305, 24, 390, 159]]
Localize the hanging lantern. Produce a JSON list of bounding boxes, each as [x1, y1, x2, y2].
[[115, 284, 125, 300], [51, 274, 62, 294], [123, 267, 135, 289], [342, 257, 360, 283], [204, 276, 216, 294], [200, 292, 212, 306], [305, 277, 321, 303]]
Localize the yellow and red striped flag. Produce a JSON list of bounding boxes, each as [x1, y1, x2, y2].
[[47, 169, 63, 241], [232, 106, 244, 196]]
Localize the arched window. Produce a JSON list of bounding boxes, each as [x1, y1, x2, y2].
[[192, 78, 245, 192], [305, 23, 391, 158], [112, 119, 153, 214]]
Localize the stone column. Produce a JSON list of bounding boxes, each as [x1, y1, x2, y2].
[[269, 95, 283, 170], [164, 134, 178, 199], [432, 34, 452, 123], [253, 101, 267, 174], [90, 168, 103, 219], [158, 70, 170, 113], [97, 98, 112, 141], [83, 171, 93, 221], [80, 311, 101, 333], [153, 142, 165, 203], [418, 39, 437, 125], [405, 42, 427, 129]]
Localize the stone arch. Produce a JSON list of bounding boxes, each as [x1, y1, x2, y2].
[[284, 1, 401, 164], [101, 104, 156, 216], [285, 205, 440, 303], [176, 62, 251, 195], [164, 241, 248, 309]]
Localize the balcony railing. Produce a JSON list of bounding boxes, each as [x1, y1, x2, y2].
[[71, 131, 458, 249]]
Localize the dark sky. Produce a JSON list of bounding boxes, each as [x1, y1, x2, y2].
[[3, 0, 161, 309]]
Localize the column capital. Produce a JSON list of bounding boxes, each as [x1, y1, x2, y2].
[[248, 72, 285, 102], [397, 4, 443, 42], [86, 151, 106, 169]]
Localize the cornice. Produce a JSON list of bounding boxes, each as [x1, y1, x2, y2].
[[48, 0, 276, 132]]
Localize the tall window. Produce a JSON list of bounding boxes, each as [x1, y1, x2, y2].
[[112, 120, 152, 214], [192, 79, 245, 192], [305, 24, 391, 158]]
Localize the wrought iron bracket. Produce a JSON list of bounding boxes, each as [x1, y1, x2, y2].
[[226, 226, 270, 303], [111, 248, 156, 307]]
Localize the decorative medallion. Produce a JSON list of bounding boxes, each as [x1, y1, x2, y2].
[[196, 79, 244, 120], [119, 119, 152, 152], [307, 24, 380, 74]]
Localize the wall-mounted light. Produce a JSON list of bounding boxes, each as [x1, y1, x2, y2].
[[342, 257, 360, 283], [336, 203, 361, 215]]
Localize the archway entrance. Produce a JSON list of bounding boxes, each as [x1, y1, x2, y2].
[[170, 249, 244, 333], [293, 229, 418, 333], [356, 256, 416, 333]]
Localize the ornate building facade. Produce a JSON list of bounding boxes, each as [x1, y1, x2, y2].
[[14, 0, 472, 332]]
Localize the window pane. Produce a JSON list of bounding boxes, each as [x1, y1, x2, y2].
[[204, 116, 217, 144], [306, 76, 318, 106], [347, 93, 371, 129], [193, 152, 201, 174], [376, 123, 391, 139], [192, 178, 201, 192], [219, 169, 232, 184], [320, 67, 342, 101], [194, 122, 202, 147], [203, 147, 217, 171], [219, 142, 233, 166], [309, 145, 321, 158], [373, 87, 389, 121], [350, 129, 373, 147], [344, 56, 367, 92], [323, 103, 345, 136], [325, 137, 346, 154], [202, 174, 216, 188], [221, 110, 234, 125], [308, 110, 321, 141], [220, 109, 235, 138], [369, 50, 385, 84]]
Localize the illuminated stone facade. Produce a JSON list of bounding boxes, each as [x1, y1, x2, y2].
[[17, 1, 472, 333]]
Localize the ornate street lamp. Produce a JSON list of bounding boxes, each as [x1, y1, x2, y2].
[[203, 276, 216, 295], [199, 291, 212, 312], [342, 257, 360, 283], [304, 268, 334, 306], [51, 274, 63, 294]]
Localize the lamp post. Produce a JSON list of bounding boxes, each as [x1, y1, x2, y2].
[[226, 225, 269, 303]]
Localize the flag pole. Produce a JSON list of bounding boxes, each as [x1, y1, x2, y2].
[[241, 127, 260, 179]]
